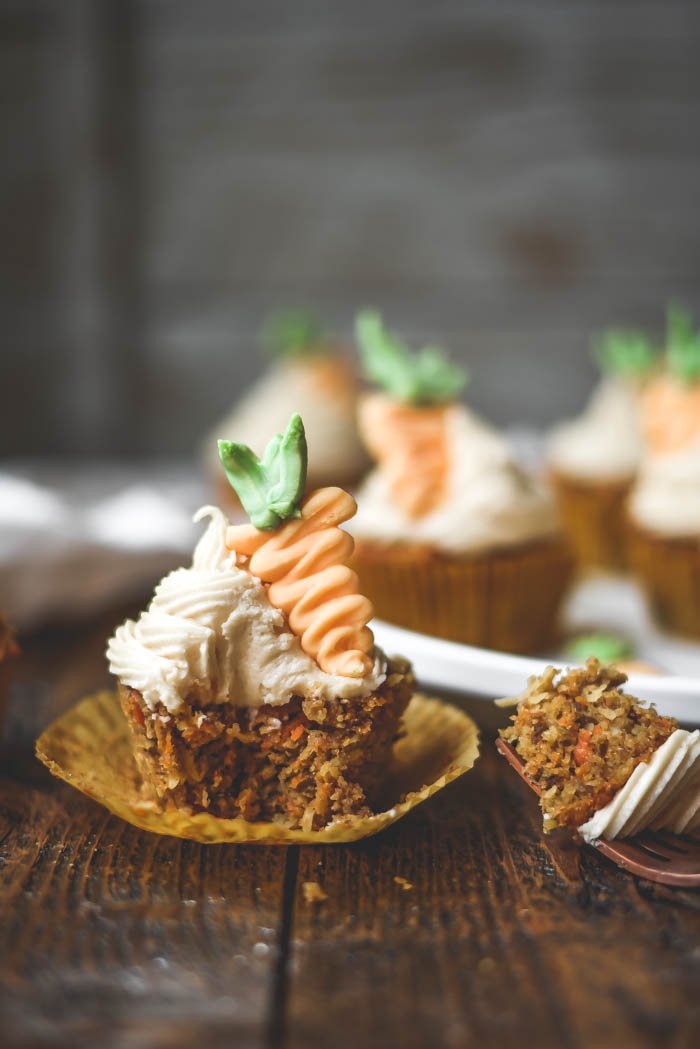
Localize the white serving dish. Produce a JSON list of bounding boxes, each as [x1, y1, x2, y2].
[[373, 576, 700, 724]]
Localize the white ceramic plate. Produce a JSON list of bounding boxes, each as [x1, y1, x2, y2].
[[372, 576, 700, 724]]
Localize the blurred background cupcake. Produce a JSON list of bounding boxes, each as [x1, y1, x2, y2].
[[350, 311, 573, 653], [204, 309, 368, 512], [627, 307, 700, 637], [547, 328, 658, 573]]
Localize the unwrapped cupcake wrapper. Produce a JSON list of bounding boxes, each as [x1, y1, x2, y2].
[[550, 469, 633, 572], [35, 690, 480, 845], [627, 523, 700, 639], [352, 538, 574, 654]]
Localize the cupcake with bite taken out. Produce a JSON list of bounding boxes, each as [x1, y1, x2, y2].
[[500, 659, 700, 841], [350, 311, 573, 653], [547, 327, 658, 572], [205, 309, 367, 512], [627, 306, 700, 638], [109, 413, 412, 830]]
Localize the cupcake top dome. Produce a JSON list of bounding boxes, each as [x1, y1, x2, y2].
[[352, 311, 558, 554], [108, 415, 385, 712], [204, 309, 368, 488], [547, 328, 659, 482]]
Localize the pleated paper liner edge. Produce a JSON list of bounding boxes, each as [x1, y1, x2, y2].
[[36, 690, 480, 845]]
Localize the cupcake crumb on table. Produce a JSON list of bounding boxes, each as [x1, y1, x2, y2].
[[547, 327, 658, 572], [500, 659, 700, 841], [350, 310, 573, 654], [108, 413, 413, 831]]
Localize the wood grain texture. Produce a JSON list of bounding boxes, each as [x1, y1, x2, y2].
[[0, 611, 289, 1049], [1, 618, 700, 1048], [285, 728, 700, 1049]]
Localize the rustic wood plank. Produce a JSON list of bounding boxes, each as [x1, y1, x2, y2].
[[3, 619, 700, 1048], [284, 717, 700, 1049], [0, 613, 288, 1049]]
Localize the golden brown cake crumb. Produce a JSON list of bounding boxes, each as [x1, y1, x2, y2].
[[302, 881, 328, 904], [501, 659, 675, 831]]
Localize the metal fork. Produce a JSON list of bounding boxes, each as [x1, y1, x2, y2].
[[495, 738, 700, 887]]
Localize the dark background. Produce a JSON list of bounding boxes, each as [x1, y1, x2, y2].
[[2, 0, 699, 459]]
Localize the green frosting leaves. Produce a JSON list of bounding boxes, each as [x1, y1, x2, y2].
[[594, 329, 658, 378], [218, 413, 308, 530], [262, 309, 325, 360], [355, 310, 468, 405], [565, 633, 633, 666], [666, 304, 700, 385]]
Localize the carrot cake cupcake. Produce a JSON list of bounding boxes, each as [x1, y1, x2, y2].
[[108, 414, 412, 830], [547, 328, 658, 571], [350, 310, 573, 653], [627, 307, 700, 637], [205, 309, 367, 510], [500, 660, 700, 840]]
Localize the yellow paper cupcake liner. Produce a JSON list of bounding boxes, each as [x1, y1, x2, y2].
[[627, 524, 700, 639], [35, 690, 480, 845], [352, 538, 573, 654], [550, 470, 633, 572]]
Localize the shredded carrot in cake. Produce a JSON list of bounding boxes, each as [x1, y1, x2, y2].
[[226, 486, 374, 678], [358, 393, 450, 518]]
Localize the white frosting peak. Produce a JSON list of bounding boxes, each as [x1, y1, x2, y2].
[[205, 359, 367, 483], [547, 377, 644, 481], [629, 437, 700, 537], [579, 728, 700, 842], [352, 405, 559, 554], [107, 506, 386, 712]]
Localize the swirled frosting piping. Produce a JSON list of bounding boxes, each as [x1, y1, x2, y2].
[[353, 405, 559, 553], [107, 505, 385, 711], [579, 729, 700, 842], [358, 393, 449, 518], [225, 487, 374, 678]]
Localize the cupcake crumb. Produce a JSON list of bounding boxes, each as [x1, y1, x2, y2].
[[394, 876, 413, 891], [302, 881, 327, 904]]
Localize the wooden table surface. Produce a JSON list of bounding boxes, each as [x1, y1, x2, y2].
[[2, 606, 700, 1049]]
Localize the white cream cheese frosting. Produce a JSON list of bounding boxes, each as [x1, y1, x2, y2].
[[107, 506, 386, 713], [579, 728, 700, 842], [205, 359, 367, 484], [547, 377, 644, 482], [352, 405, 559, 554], [628, 437, 700, 537]]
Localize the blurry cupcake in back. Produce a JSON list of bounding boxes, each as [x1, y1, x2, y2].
[[547, 328, 658, 572], [350, 311, 573, 654], [206, 309, 367, 511], [628, 306, 700, 638]]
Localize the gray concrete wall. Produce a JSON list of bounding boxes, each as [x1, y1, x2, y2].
[[1, 0, 699, 457]]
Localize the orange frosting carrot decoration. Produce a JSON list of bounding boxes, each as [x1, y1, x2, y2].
[[641, 380, 700, 454], [359, 393, 450, 518], [226, 486, 374, 678], [355, 310, 466, 519], [641, 306, 700, 454]]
